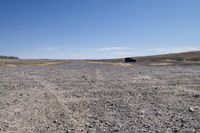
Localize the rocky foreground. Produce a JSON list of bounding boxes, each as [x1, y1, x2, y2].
[[0, 61, 200, 133]]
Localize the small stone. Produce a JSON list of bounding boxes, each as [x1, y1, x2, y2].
[[193, 94, 200, 98], [189, 106, 199, 112], [99, 120, 103, 123], [172, 128, 179, 133], [85, 124, 93, 128], [113, 127, 119, 132]]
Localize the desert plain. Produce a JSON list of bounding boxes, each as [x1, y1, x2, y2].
[[0, 56, 200, 133]]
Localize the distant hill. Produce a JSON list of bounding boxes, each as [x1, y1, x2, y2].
[[0, 56, 19, 59], [87, 51, 200, 66], [135, 51, 200, 62]]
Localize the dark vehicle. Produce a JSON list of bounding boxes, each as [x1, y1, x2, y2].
[[125, 57, 136, 63]]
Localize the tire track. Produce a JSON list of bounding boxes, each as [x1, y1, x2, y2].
[[22, 73, 88, 133], [95, 69, 104, 81]]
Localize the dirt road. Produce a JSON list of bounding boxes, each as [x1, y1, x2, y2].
[[0, 61, 200, 132]]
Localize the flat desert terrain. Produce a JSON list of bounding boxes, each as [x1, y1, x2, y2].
[[0, 61, 200, 133]]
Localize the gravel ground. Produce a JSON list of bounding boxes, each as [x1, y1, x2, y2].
[[0, 61, 200, 133]]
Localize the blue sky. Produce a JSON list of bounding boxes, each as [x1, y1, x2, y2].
[[0, 0, 200, 59]]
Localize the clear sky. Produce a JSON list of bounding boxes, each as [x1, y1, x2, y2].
[[0, 0, 200, 59]]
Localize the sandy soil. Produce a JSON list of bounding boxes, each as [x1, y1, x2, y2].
[[0, 61, 200, 133]]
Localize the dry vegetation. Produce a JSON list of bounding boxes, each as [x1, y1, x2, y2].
[[83, 61, 134, 67], [0, 59, 69, 67]]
